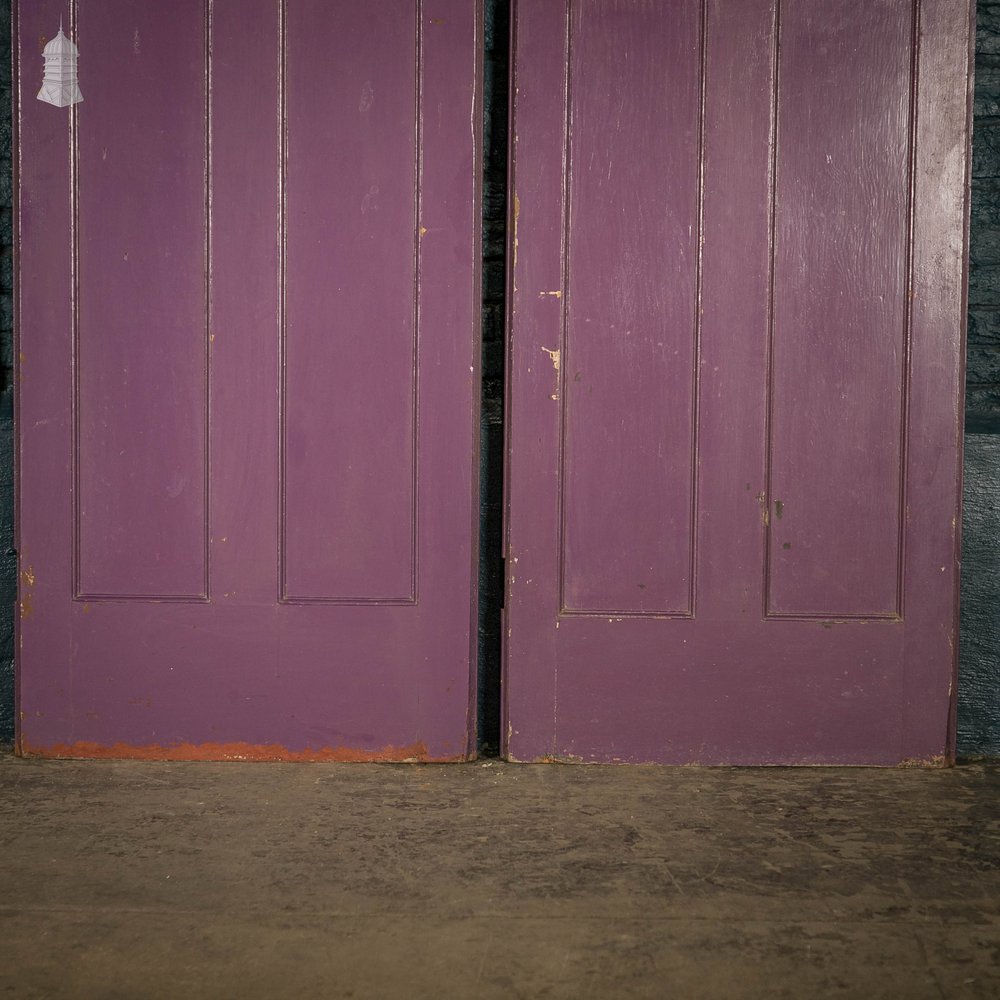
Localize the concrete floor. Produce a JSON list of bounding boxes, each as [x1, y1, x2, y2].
[[1, 757, 999, 999]]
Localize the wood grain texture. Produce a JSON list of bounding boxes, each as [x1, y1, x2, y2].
[[559, 0, 702, 616], [766, 0, 915, 618], [504, 0, 971, 764]]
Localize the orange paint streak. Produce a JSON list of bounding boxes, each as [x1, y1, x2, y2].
[[19, 738, 468, 763]]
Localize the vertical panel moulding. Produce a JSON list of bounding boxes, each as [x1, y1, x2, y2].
[[895, 0, 922, 622], [70, 0, 79, 598], [278, 0, 421, 604], [204, 0, 214, 601], [762, 0, 918, 620], [556, 0, 707, 619], [277, 0, 287, 603], [554, 0, 571, 617], [759, 0, 782, 620], [411, 0, 423, 607], [71, 0, 213, 602], [690, 0, 708, 620]]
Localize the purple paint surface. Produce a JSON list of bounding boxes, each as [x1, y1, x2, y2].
[[768, 0, 914, 617], [561, 0, 701, 616], [283, 2, 419, 602], [504, 0, 971, 765], [16, 0, 482, 759], [76, 0, 208, 599]]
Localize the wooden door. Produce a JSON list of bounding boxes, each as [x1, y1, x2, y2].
[[504, 0, 972, 764], [16, 0, 482, 760]]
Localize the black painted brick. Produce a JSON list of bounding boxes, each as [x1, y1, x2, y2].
[[968, 306, 1000, 347], [975, 61, 1000, 117], [968, 260, 1000, 306], [974, 121, 1000, 178], [958, 434, 1000, 757], [970, 222, 1000, 263], [968, 383, 1000, 414], [980, 4, 1000, 53], [971, 177, 1000, 227], [969, 345, 1000, 386]]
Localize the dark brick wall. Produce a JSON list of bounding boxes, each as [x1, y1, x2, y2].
[[970, 2, 1000, 429], [958, 2, 1000, 757], [959, 435, 1000, 757]]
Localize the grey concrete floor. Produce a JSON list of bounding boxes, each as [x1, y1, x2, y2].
[[1, 756, 999, 999]]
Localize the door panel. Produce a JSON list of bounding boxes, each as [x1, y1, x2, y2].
[[282, 1, 419, 602], [504, 0, 971, 764], [767, 1, 913, 618], [560, 0, 701, 617], [76, 0, 209, 599], [16, 0, 482, 760]]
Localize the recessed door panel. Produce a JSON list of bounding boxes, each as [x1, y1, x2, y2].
[[76, 0, 208, 600], [560, 0, 701, 616], [767, 0, 914, 618], [282, 2, 419, 603]]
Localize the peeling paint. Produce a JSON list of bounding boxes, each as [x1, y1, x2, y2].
[[897, 754, 949, 769], [358, 80, 374, 113], [512, 192, 520, 278], [538, 290, 562, 299], [756, 492, 769, 527], [18, 738, 467, 763]]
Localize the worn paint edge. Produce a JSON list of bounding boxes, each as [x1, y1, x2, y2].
[[520, 753, 951, 768], [18, 738, 468, 763]]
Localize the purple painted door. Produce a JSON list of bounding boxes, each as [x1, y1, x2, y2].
[[504, 0, 972, 764], [16, 1, 482, 760]]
